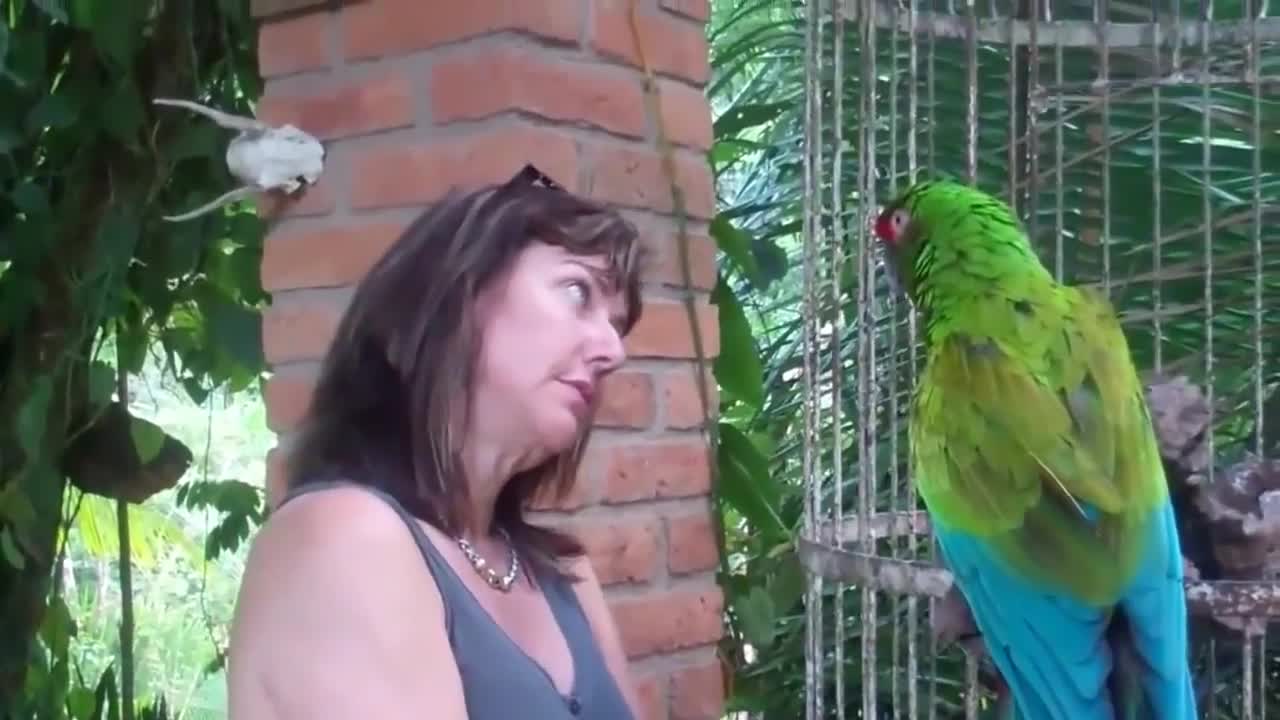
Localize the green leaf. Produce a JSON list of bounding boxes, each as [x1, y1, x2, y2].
[[24, 92, 77, 133], [734, 586, 777, 650], [767, 550, 807, 612], [16, 376, 52, 457], [710, 213, 762, 284], [69, 0, 96, 28], [70, 493, 201, 568], [91, 2, 141, 69], [31, 0, 69, 23], [93, 205, 140, 272], [712, 101, 788, 139], [129, 415, 165, 464], [66, 687, 95, 720], [10, 181, 49, 216], [0, 526, 25, 570], [0, 21, 9, 76], [712, 275, 764, 408], [717, 422, 786, 538], [178, 479, 266, 560], [37, 594, 74, 658], [99, 78, 145, 147], [201, 285, 264, 373], [0, 483, 37, 539], [86, 360, 115, 410]]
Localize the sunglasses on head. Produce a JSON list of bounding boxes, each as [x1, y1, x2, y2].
[[503, 163, 565, 192]]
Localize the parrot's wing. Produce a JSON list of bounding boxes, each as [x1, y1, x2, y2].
[[911, 285, 1167, 605], [914, 286, 1196, 719]]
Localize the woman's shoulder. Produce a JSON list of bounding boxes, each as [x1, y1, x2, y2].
[[235, 482, 442, 618], [227, 482, 467, 718]]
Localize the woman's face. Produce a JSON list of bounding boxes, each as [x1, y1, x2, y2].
[[470, 241, 630, 465]]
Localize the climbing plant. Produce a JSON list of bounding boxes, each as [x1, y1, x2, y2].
[[0, 0, 266, 716]]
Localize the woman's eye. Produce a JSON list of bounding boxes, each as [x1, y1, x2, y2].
[[566, 280, 590, 305]]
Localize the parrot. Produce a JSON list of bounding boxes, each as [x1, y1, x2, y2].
[[871, 179, 1197, 720]]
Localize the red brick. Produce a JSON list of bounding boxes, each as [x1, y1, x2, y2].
[[257, 72, 414, 140], [431, 46, 646, 139], [603, 440, 712, 503], [667, 511, 719, 575], [591, 1, 710, 86], [264, 367, 317, 432], [670, 661, 726, 720], [585, 142, 715, 219], [343, 0, 580, 60], [656, 79, 713, 151], [574, 518, 660, 586], [634, 672, 668, 720], [254, 173, 338, 220], [625, 299, 719, 360], [258, 12, 331, 78], [661, 365, 716, 430], [595, 370, 656, 429], [643, 227, 716, 291], [262, 291, 348, 364], [660, 0, 711, 22], [350, 124, 580, 210], [610, 587, 724, 659], [261, 220, 406, 292]]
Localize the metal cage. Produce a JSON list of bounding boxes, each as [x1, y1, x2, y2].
[[794, 0, 1280, 716]]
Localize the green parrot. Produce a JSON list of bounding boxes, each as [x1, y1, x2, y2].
[[872, 179, 1197, 720]]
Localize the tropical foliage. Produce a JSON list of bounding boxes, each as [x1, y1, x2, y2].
[[703, 0, 1280, 717], [1, 0, 267, 716]]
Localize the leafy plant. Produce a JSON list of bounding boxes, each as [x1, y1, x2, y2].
[[0, 0, 266, 716]]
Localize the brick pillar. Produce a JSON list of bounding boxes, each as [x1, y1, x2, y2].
[[251, 2, 724, 718]]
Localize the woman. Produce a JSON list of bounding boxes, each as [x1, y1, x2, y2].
[[227, 165, 647, 719]]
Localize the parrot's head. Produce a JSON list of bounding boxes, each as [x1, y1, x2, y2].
[[872, 179, 949, 302], [873, 179, 1030, 304]]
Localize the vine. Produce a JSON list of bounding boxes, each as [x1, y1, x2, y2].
[[625, 0, 737, 698]]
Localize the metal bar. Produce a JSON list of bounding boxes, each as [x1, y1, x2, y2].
[[841, 0, 1280, 48], [829, 0, 848, 717], [797, 537, 1280, 617], [801, 2, 824, 718]]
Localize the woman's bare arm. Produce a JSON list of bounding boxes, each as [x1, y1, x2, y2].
[[227, 486, 467, 719]]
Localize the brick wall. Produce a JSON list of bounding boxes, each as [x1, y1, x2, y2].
[[251, 1, 725, 718]]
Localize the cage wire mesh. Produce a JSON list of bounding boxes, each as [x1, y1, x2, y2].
[[793, 0, 1280, 717]]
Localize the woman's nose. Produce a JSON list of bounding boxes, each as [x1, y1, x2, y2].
[[587, 316, 626, 373]]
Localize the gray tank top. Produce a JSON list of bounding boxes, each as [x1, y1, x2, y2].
[[279, 480, 636, 719]]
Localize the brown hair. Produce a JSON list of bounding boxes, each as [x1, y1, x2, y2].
[[284, 165, 647, 581]]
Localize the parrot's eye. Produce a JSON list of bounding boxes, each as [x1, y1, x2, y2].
[[892, 209, 910, 231]]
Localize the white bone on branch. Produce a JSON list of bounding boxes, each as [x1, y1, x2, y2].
[[153, 97, 325, 222]]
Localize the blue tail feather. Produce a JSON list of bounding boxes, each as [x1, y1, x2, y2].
[[934, 498, 1196, 720]]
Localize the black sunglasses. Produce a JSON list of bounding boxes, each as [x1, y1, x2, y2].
[[503, 163, 565, 192]]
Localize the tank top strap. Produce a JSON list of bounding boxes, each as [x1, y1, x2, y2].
[[277, 478, 470, 635]]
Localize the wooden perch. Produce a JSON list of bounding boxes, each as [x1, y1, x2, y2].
[[60, 401, 193, 504]]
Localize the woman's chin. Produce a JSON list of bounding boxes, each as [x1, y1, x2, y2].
[[536, 412, 587, 456]]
